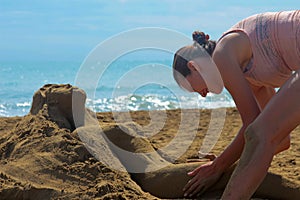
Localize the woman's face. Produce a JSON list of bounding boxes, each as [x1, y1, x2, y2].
[[186, 72, 208, 97], [175, 54, 224, 96], [185, 65, 208, 97]]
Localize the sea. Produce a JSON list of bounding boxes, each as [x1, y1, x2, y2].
[[0, 59, 235, 117]]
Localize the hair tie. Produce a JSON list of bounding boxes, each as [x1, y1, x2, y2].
[[192, 31, 208, 46]]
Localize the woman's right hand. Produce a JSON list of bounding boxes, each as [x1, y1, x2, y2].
[[183, 160, 224, 198]]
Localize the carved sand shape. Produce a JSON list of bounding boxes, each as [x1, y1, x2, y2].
[[30, 84, 86, 131], [103, 122, 300, 199], [30, 84, 300, 199]]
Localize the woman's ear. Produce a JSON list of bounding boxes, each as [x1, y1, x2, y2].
[[187, 61, 197, 72]]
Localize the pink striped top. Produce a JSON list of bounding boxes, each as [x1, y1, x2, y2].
[[223, 10, 300, 88]]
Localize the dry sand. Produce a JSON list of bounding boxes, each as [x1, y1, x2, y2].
[[0, 84, 299, 199]]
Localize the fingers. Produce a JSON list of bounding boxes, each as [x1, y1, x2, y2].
[[183, 161, 221, 198], [183, 176, 206, 197], [192, 184, 206, 197], [187, 170, 197, 176], [198, 151, 217, 161], [183, 173, 201, 193], [183, 177, 194, 192], [187, 166, 201, 176]]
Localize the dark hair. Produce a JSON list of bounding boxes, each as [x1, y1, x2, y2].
[[172, 31, 216, 85], [192, 31, 216, 56]]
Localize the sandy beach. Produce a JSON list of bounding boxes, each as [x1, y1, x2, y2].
[[0, 84, 299, 199]]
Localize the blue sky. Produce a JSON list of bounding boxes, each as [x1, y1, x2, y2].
[[1, 0, 299, 61]]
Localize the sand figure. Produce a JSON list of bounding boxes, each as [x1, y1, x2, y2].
[[98, 123, 300, 199], [65, 84, 299, 199]]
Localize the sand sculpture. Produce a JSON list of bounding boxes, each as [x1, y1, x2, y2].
[[0, 84, 299, 199]]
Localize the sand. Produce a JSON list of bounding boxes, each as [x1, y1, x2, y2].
[[0, 84, 299, 199]]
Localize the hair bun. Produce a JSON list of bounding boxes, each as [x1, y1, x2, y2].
[[192, 31, 208, 45]]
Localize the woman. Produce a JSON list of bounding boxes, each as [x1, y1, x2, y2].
[[172, 10, 300, 199]]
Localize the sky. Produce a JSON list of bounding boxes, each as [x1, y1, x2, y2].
[[0, 0, 299, 61]]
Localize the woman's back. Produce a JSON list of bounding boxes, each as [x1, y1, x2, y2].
[[223, 10, 300, 88]]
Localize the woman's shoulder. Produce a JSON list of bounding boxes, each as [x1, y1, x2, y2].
[[214, 31, 252, 67]]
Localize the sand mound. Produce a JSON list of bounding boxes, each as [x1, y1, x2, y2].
[[29, 84, 86, 131], [0, 84, 299, 199], [0, 84, 152, 199]]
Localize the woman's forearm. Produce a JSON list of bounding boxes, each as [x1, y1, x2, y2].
[[213, 125, 247, 172]]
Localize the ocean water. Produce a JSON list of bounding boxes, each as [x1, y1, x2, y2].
[[0, 60, 235, 117]]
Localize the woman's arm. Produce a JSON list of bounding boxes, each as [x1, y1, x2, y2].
[[250, 85, 275, 110], [214, 86, 277, 171], [212, 32, 261, 171]]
